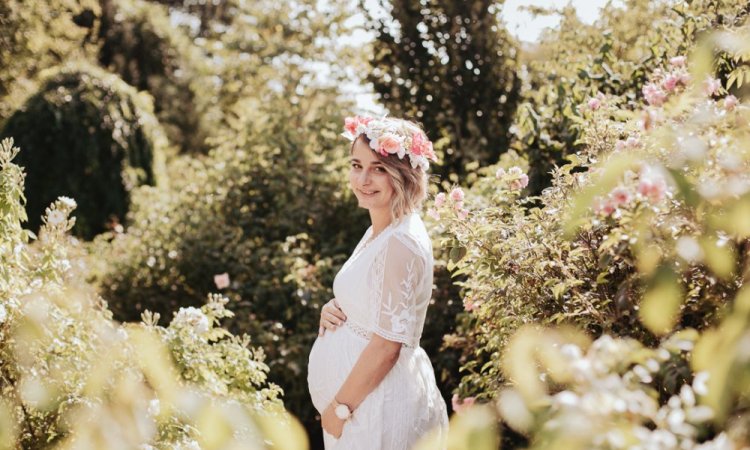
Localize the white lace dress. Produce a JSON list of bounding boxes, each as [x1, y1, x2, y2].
[[307, 212, 449, 449]]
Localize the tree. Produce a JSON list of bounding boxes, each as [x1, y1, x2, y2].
[[363, 0, 521, 179]]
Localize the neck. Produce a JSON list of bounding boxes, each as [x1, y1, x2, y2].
[[369, 209, 393, 236]]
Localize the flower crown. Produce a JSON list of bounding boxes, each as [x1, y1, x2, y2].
[[342, 116, 438, 171]]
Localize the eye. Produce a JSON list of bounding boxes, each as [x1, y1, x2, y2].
[[374, 166, 386, 173], [351, 162, 362, 169]]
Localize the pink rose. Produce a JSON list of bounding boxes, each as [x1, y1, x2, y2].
[[411, 131, 432, 157], [434, 192, 446, 208], [378, 133, 402, 155], [452, 394, 476, 414], [450, 187, 465, 202], [344, 116, 372, 137], [724, 95, 738, 111], [214, 273, 230, 290], [670, 56, 687, 67], [704, 77, 721, 96]]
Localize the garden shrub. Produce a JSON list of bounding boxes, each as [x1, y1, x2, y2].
[[432, 20, 750, 447], [0, 138, 300, 449], [0, 62, 168, 239], [98, 0, 213, 154], [511, 0, 750, 194], [0, 0, 100, 124]]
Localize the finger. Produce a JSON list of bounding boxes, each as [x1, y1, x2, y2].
[[318, 326, 324, 336], [323, 318, 339, 331], [324, 311, 345, 325]]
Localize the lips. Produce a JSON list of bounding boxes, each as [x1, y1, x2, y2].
[[358, 189, 379, 196]]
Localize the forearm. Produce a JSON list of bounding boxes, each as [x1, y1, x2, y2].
[[334, 335, 401, 411]]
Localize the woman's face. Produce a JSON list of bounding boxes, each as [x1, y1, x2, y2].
[[349, 138, 394, 213]]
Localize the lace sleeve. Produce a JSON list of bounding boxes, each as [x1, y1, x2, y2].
[[370, 234, 425, 345]]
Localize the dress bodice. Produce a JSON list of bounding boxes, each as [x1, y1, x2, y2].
[[332, 213, 433, 348]]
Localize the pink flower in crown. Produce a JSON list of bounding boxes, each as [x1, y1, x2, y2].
[[377, 133, 403, 156], [452, 394, 476, 414], [670, 56, 687, 67], [214, 273, 230, 290], [344, 116, 372, 137], [410, 132, 428, 156], [450, 187, 465, 202], [704, 77, 721, 96]]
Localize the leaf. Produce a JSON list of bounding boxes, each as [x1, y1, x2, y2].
[[639, 265, 683, 336]]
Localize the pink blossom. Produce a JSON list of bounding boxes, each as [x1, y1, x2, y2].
[[615, 140, 626, 151], [450, 187, 465, 202], [670, 56, 687, 67], [724, 95, 738, 111], [703, 77, 721, 96], [427, 208, 440, 220], [610, 187, 631, 206], [509, 174, 529, 191], [434, 192, 446, 208], [453, 201, 464, 211], [378, 133, 402, 155], [452, 394, 476, 414], [508, 166, 523, 177], [214, 273, 230, 290], [678, 72, 692, 86], [463, 297, 477, 312], [457, 208, 469, 220], [593, 197, 616, 216], [588, 97, 602, 111], [638, 170, 667, 201], [495, 167, 507, 179], [642, 83, 667, 106], [625, 136, 640, 148], [662, 73, 680, 92]]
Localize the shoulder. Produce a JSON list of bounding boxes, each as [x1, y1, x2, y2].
[[389, 213, 432, 261]]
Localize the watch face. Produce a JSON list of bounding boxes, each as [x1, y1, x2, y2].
[[335, 404, 350, 419]]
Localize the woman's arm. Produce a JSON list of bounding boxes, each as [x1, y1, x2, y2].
[[321, 335, 401, 437]]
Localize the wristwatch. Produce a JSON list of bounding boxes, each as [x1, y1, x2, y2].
[[332, 397, 353, 420]]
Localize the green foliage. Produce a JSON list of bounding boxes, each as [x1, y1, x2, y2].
[[0, 138, 300, 449], [0, 0, 100, 124], [98, 0, 213, 154], [434, 20, 750, 448], [363, 0, 522, 179], [0, 63, 168, 239], [513, 0, 750, 194]]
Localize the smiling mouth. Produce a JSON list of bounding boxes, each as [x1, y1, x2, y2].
[[358, 189, 379, 195]]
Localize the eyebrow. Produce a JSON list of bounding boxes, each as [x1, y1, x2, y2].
[[350, 158, 384, 166]]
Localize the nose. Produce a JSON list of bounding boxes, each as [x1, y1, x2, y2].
[[358, 169, 371, 185]]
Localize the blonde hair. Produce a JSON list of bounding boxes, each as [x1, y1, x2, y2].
[[352, 129, 429, 221]]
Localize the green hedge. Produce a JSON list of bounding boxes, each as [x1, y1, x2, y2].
[[1, 62, 167, 239]]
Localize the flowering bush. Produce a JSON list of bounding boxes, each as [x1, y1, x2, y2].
[[0, 138, 301, 449], [435, 21, 750, 446]]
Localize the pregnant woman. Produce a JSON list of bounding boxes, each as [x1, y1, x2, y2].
[[307, 116, 448, 449]]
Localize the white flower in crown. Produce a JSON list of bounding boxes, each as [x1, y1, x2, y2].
[[342, 115, 438, 171]]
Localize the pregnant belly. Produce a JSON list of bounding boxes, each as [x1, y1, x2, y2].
[[307, 324, 369, 413]]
